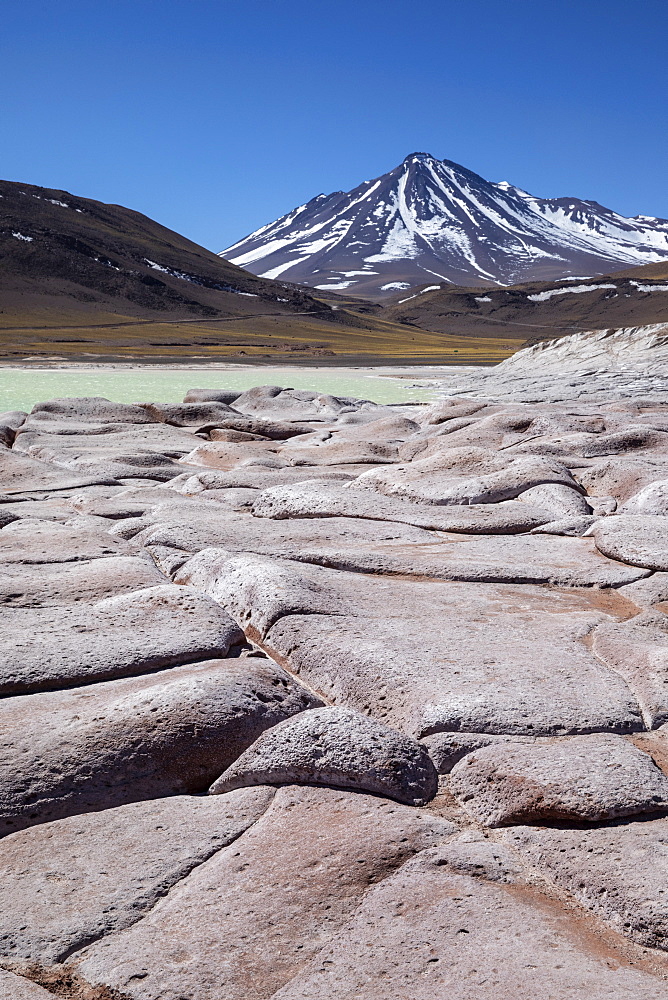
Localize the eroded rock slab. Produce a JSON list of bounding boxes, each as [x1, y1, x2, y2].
[[577, 457, 668, 504], [593, 514, 668, 570], [0, 787, 274, 964], [0, 655, 319, 834], [231, 385, 373, 422], [0, 448, 117, 494], [357, 449, 578, 505], [27, 397, 157, 425], [0, 556, 165, 607], [287, 531, 649, 586], [421, 731, 531, 773], [183, 388, 242, 405], [282, 439, 400, 466], [77, 786, 454, 1000], [449, 734, 668, 825], [593, 611, 668, 728], [0, 519, 128, 564], [210, 707, 438, 805], [505, 818, 668, 952], [0, 585, 244, 694], [251, 480, 552, 534], [622, 479, 668, 515], [619, 572, 668, 610], [268, 848, 668, 1000], [139, 508, 443, 575], [177, 552, 643, 737], [147, 506, 647, 586], [180, 439, 285, 470], [136, 401, 238, 426], [516, 482, 592, 516]]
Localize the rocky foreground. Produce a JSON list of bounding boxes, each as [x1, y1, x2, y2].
[[1, 381, 668, 998]]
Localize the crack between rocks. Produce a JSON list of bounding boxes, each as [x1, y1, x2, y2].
[[50, 792, 278, 969], [242, 622, 337, 709], [587, 621, 654, 731]]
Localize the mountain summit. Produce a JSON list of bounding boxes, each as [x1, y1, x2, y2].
[[220, 153, 668, 298]]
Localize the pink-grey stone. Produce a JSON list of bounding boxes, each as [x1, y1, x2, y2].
[[0, 585, 244, 694], [593, 514, 668, 570], [449, 733, 668, 825], [209, 706, 438, 805], [0, 787, 274, 963], [76, 786, 454, 1000], [0, 654, 319, 834]]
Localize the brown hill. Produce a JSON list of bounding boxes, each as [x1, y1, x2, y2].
[[0, 179, 516, 364], [382, 261, 668, 345]]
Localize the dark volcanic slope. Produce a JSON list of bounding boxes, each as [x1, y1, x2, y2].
[[0, 178, 329, 323], [221, 153, 668, 299], [382, 261, 668, 345], [1, 178, 497, 363]]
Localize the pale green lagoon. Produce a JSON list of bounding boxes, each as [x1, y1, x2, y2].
[[0, 365, 444, 413]]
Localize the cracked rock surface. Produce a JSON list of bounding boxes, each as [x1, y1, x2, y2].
[[2, 385, 668, 997]]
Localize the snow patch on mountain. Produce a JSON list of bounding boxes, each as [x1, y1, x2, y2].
[[527, 283, 617, 302], [630, 281, 668, 293]]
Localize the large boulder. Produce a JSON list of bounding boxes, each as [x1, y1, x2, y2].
[[210, 707, 438, 805]]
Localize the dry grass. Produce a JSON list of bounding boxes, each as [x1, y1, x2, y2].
[[0, 309, 523, 365]]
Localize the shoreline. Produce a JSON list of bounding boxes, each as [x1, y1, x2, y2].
[[0, 360, 486, 376], [0, 358, 498, 372]]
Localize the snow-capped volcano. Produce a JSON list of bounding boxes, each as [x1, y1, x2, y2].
[[220, 153, 668, 298]]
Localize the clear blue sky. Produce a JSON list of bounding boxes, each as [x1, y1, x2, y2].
[[2, 0, 666, 252]]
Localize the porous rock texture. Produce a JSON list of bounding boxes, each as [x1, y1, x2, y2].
[[0, 584, 245, 694], [0, 787, 275, 965], [448, 733, 668, 825], [77, 787, 456, 1000], [3, 383, 668, 997], [209, 706, 438, 805]]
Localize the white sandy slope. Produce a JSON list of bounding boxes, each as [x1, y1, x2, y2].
[[432, 324, 668, 403]]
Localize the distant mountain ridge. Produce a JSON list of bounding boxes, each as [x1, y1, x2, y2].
[[382, 260, 668, 346], [220, 153, 668, 299]]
